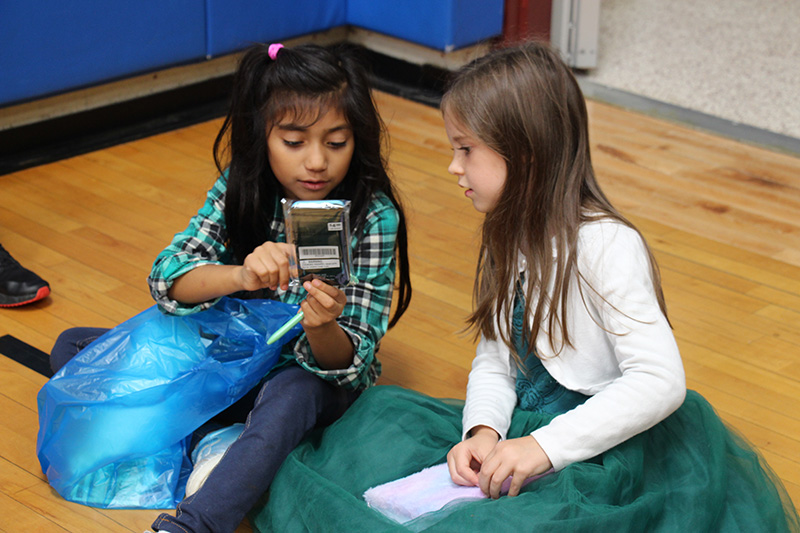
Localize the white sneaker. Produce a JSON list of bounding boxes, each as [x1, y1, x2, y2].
[[185, 454, 226, 497], [184, 424, 245, 497]]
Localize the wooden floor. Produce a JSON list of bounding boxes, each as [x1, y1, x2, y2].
[[1, 90, 799, 531]]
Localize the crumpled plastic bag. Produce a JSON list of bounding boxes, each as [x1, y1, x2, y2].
[[36, 297, 302, 509]]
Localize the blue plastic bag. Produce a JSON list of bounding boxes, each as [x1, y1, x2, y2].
[[36, 297, 302, 509]]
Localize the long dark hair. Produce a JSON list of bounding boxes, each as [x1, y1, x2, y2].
[[442, 41, 668, 364], [213, 42, 411, 327]]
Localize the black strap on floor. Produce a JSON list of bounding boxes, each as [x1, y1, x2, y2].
[[0, 334, 53, 378]]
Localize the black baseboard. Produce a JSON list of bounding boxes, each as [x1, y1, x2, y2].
[[0, 77, 232, 176], [364, 49, 448, 108], [0, 51, 449, 177]]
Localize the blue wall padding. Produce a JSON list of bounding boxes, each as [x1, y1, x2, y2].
[[0, 0, 505, 107], [204, 0, 348, 57], [0, 1, 207, 105], [346, 0, 504, 51]]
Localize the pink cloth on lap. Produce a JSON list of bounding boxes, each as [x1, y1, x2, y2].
[[363, 463, 486, 523], [364, 462, 549, 524]]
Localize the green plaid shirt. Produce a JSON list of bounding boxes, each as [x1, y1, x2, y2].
[[147, 174, 398, 390]]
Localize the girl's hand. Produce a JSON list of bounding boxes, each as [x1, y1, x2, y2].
[[478, 435, 552, 499], [447, 426, 500, 487], [300, 279, 346, 328], [238, 242, 295, 292], [299, 280, 352, 370]]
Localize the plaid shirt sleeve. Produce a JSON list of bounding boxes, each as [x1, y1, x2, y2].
[[292, 192, 399, 391], [147, 174, 235, 315]]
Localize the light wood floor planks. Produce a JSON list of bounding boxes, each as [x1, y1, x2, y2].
[[0, 90, 798, 531]]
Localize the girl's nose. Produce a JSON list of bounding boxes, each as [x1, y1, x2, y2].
[[305, 144, 327, 171], [447, 157, 462, 176]]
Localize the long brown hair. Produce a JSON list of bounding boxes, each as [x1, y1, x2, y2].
[[441, 41, 668, 365]]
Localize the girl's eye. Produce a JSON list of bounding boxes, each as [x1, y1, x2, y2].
[[283, 139, 303, 147], [328, 141, 348, 149], [458, 146, 471, 154]]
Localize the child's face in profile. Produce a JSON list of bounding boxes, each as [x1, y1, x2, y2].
[[443, 112, 507, 213], [267, 107, 354, 201]]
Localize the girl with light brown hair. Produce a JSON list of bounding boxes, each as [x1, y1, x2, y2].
[[251, 42, 799, 531]]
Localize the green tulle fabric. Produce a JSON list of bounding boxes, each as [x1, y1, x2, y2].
[[251, 385, 798, 532]]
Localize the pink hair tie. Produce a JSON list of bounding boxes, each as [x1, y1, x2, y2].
[[268, 43, 284, 60]]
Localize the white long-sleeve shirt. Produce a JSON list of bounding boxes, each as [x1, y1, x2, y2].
[[461, 219, 686, 472]]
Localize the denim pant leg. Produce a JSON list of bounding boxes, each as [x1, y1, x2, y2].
[[152, 365, 358, 533], [49, 327, 110, 373]]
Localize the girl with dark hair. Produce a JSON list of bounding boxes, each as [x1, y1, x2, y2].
[[145, 41, 411, 533], [249, 42, 798, 531], [50, 42, 411, 533]]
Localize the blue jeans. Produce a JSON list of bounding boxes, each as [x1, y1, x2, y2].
[[49, 326, 109, 373], [50, 327, 359, 533]]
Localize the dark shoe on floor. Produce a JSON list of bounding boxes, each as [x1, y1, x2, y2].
[[0, 244, 50, 307]]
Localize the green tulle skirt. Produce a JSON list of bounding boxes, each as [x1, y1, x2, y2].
[[251, 386, 799, 532]]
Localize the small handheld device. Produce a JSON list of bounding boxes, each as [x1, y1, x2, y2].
[[268, 199, 357, 346], [282, 199, 355, 287]]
